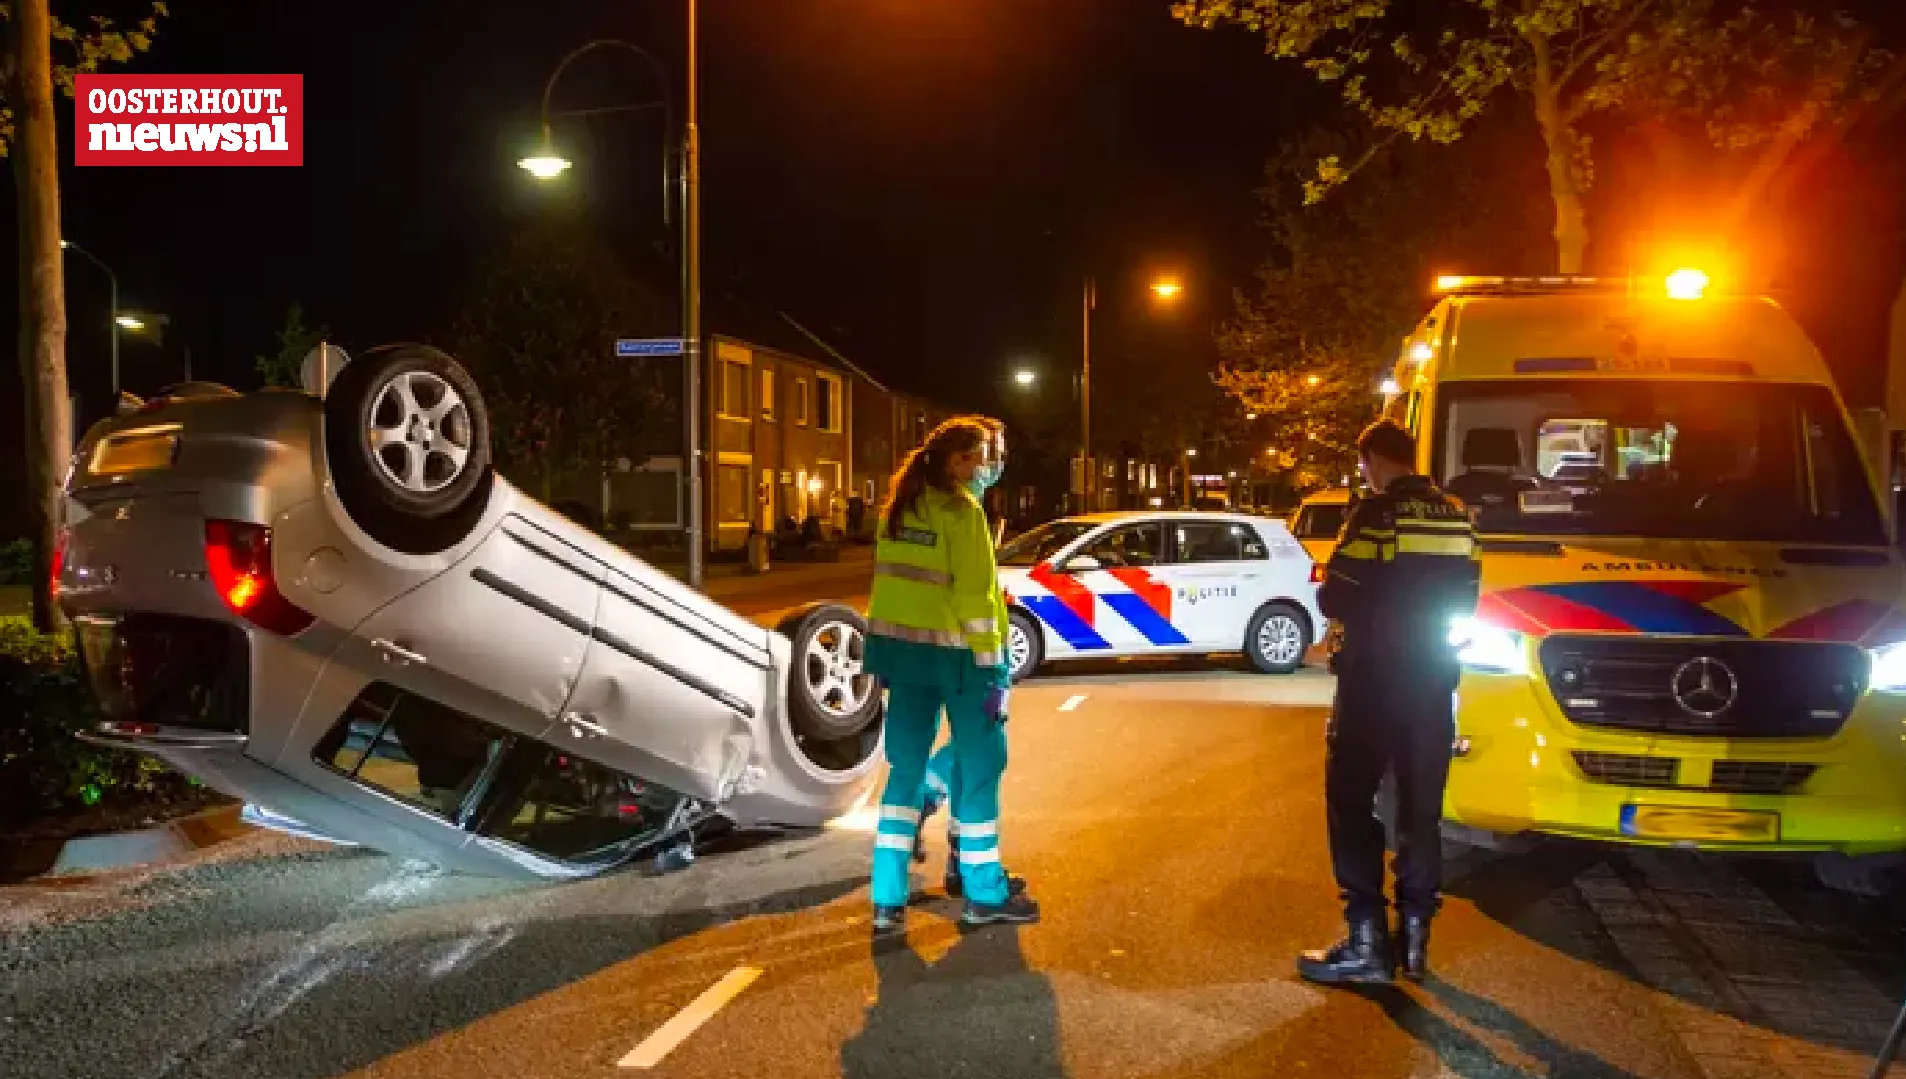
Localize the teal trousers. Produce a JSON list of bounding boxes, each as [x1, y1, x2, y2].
[[870, 683, 1010, 907]]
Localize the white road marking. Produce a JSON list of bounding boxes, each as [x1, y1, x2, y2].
[[619, 965, 763, 1069], [1058, 694, 1088, 712]]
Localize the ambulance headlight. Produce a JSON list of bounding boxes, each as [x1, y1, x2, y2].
[[1869, 642, 1906, 693], [1449, 616, 1527, 675]]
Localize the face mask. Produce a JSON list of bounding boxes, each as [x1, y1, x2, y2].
[[967, 460, 1003, 495]]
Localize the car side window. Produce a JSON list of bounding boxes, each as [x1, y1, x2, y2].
[[313, 683, 507, 821], [1063, 523, 1163, 570], [470, 744, 691, 863], [1172, 521, 1267, 563]]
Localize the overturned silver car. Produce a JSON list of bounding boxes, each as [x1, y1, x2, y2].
[[57, 344, 884, 878]]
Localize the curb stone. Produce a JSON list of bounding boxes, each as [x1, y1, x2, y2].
[[43, 803, 253, 878]]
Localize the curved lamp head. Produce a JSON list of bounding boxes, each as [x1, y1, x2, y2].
[[518, 152, 572, 180]]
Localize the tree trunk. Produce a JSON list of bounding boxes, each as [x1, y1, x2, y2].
[[1529, 33, 1590, 275], [7, 0, 71, 634]]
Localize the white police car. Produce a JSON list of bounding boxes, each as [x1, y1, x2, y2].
[[996, 510, 1324, 682]]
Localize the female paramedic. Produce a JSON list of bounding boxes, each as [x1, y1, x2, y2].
[[864, 415, 1040, 933]]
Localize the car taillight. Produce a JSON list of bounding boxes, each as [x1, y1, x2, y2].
[[1309, 562, 1325, 584], [203, 519, 313, 635], [50, 527, 68, 599]]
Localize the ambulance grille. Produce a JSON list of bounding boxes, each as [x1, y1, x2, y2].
[[1539, 636, 1865, 738], [1570, 753, 1818, 795]]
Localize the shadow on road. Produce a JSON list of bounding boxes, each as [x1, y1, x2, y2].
[[841, 924, 1066, 1079], [1356, 978, 1648, 1078]]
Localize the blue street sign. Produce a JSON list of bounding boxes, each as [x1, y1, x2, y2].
[[616, 337, 686, 357]]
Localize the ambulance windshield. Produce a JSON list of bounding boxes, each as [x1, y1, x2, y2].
[[1433, 380, 1886, 545]]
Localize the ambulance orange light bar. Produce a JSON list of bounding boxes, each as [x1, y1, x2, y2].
[[1665, 267, 1709, 300], [1433, 274, 1613, 294]]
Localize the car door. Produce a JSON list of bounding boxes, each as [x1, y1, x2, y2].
[[335, 514, 601, 742], [542, 558, 767, 804], [1048, 521, 1185, 653], [1152, 519, 1266, 648]]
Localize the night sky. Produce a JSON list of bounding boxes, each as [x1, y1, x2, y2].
[[10, 0, 1315, 419], [4, 0, 1906, 537]]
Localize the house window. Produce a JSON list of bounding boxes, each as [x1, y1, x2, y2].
[[719, 359, 749, 420], [795, 379, 810, 426], [817, 373, 843, 433], [760, 368, 776, 422], [716, 464, 750, 523]]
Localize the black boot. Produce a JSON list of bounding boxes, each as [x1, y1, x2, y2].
[[1297, 917, 1394, 985], [945, 853, 1027, 898], [1398, 913, 1431, 982]]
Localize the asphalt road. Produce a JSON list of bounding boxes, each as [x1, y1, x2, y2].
[[7, 660, 1906, 1079]]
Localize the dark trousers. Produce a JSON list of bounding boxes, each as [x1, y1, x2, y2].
[[1325, 667, 1456, 923]]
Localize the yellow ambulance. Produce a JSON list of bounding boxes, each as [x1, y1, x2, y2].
[[1392, 270, 1906, 892]]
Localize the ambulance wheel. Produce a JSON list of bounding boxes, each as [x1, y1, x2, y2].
[[1245, 602, 1309, 674], [1006, 608, 1043, 684]]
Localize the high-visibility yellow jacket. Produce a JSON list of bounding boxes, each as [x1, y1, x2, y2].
[[864, 485, 1010, 691]]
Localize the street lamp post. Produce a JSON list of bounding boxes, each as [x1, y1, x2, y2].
[[60, 240, 118, 400], [519, 19, 704, 588], [1081, 276, 1094, 512]]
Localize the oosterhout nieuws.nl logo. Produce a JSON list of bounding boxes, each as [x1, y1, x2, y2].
[[74, 75, 302, 166]]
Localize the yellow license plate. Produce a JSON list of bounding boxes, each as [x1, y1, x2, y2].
[[1620, 804, 1779, 843]]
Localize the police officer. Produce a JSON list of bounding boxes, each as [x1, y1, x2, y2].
[[863, 416, 1040, 934], [1299, 419, 1480, 985]]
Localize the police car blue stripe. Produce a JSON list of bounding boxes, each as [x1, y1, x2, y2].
[[1020, 595, 1112, 650], [1101, 593, 1191, 647]]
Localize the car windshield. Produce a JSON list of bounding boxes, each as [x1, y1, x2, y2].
[[998, 520, 1097, 566], [1434, 379, 1885, 545]]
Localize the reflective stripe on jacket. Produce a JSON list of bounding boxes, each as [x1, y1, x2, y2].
[[866, 486, 1009, 674]]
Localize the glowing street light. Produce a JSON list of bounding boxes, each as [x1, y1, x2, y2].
[[114, 315, 144, 331], [1305, 374, 1321, 387], [517, 152, 572, 180], [1150, 276, 1184, 302], [1379, 377, 1401, 395], [1013, 368, 1037, 387]]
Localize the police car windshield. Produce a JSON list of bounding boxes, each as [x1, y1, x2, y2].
[[998, 520, 1096, 566], [1434, 380, 1886, 545]]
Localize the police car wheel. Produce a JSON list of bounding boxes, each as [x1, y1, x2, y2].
[[1006, 608, 1043, 684], [1245, 602, 1309, 675]]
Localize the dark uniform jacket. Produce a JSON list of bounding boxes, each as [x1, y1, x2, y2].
[[1319, 475, 1482, 687]]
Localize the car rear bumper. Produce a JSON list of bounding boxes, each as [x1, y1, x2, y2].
[[1445, 673, 1906, 855]]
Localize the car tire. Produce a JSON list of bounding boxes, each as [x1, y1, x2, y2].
[[1245, 601, 1309, 674], [324, 344, 494, 555], [779, 603, 884, 773], [1814, 852, 1906, 897], [1006, 608, 1043, 684]]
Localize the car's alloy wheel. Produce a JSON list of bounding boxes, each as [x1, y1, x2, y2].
[[1257, 613, 1305, 667], [803, 618, 873, 731], [1005, 608, 1043, 684], [1008, 621, 1032, 675], [367, 370, 474, 495]]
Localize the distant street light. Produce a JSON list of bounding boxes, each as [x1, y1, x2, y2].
[[1186, 448, 1198, 457], [1245, 412, 1258, 420], [1306, 374, 1321, 387], [1013, 368, 1037, 387], [1080, 272, 1189, 512], [114, 315, 143, 331], [1379, 377, 1401, 395], [1150, 276, 1184, 302]]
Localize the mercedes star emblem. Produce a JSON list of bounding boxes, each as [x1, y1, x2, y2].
[[1670, 656, 1739, 719]]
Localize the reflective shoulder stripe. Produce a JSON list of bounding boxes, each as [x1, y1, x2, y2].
[[960, 617, 995, 634], [875, 561, 953, 587], [1338, 539, 1382, 560], [867, 617, 965, 648], [1395, 532, 1476, 557], [973, 650, 1003, 667], [1395, 517, 1472, 532]]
